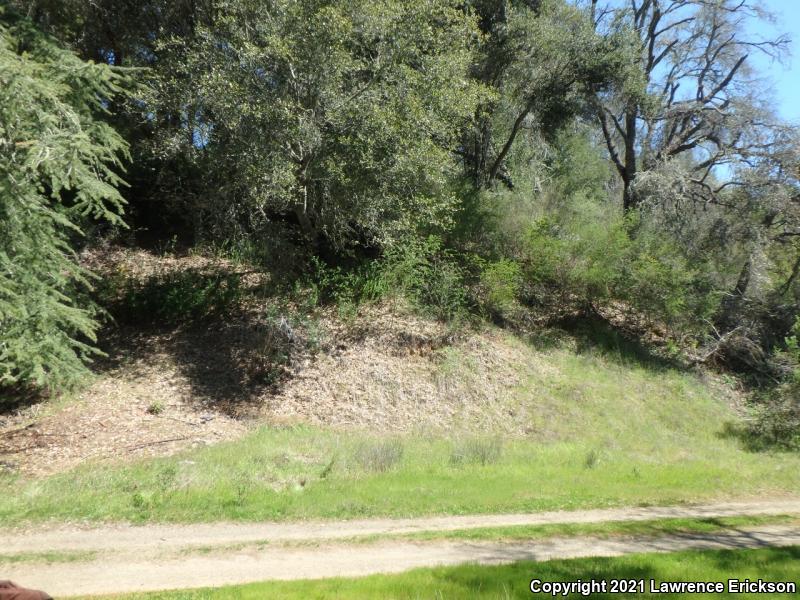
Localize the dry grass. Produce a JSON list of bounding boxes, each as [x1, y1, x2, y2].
[[263, 303, 548, 434], [2, 247, 546, 476], [0, 247, 749, 479], [0, 350, 249, 477], [0, 303, 542, 476]]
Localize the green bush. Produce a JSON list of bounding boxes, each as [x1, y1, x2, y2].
[[620, 230, 717, 332], [476, 259, 523, 318], [747, 318, 800, 451], [748, 379, 800, 451], [297, 236, 471, 324], [516, 194, 716, 335], [521, 196, 629, 307], [383, 236, 470, 323], [305, 258, 389, 310]]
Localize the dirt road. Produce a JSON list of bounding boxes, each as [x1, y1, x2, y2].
[[3, 499, 800, 597]]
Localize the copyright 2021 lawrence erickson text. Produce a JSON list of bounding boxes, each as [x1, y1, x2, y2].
[[529, 578, 797, 595]]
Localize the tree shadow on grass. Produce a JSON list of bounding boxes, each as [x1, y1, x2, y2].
[[0, 385, 50, 416], [88, 262, 318, 416], [541, 312, 684, 372], [437, 543, 800, 599], [716, 418, 800, 455], [94, 313, 304, 417]]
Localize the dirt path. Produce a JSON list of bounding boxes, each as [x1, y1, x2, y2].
[[3, 499, 800, 597], [5, 498, 800, 554], [5, 526, 800, 597]]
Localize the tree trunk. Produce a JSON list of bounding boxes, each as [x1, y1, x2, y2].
[[487, 99, 534, 187], [294, 204, 315, 240], [715, 257, 752, 331], [622, 106, 638, 212]]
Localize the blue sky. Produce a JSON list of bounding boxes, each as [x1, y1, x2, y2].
[[597, 0, 800, 123], [749, 0, 800, 123]]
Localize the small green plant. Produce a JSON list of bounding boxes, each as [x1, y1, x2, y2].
[[434, 347, 468, 388], [584, 448, 600, 469], [156, 465, 178, 492], [353, 440, 404, 473], [157, 235, 179, 257], [476, 259, 523, 318], [131, 491, 154, 511], [232, 472, 252, 506], [146, 400, 165, 415], [319, 456, 336, 479], [449, 436, 503, 467]]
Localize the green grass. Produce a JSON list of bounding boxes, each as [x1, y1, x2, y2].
[[88, 546, 800, 599], [2, 333, 800, 525]]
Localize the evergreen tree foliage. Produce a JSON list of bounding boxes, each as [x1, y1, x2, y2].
[[0, 8, 129, 390]]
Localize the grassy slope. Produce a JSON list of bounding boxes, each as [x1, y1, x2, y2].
[[1, 329, 799, 524], [93, 546, 800, 599]]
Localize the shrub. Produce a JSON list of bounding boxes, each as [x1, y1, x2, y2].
[[383, 236, 469, 323], [521, 196, 630, 308], [305, 257, 389, 310], [476, 259, 523, 318], [746, 318, 800, 451], [748, 383, 800, 451], [517, 193, 717, 336], [620, 227, 718, 333]]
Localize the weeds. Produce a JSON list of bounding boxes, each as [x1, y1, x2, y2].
[[584, 449, 600, 469], [101, 268, 244, 325], [353, 440, 404, 473], [146, 401, 165, 415], [319, 457, 336, 479], [450, 436, 503, 467], [233, 472, 252, 506]]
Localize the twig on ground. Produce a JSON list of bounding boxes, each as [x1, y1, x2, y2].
[[126, 436, 190, 450], [153, 414, 200, 427]]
